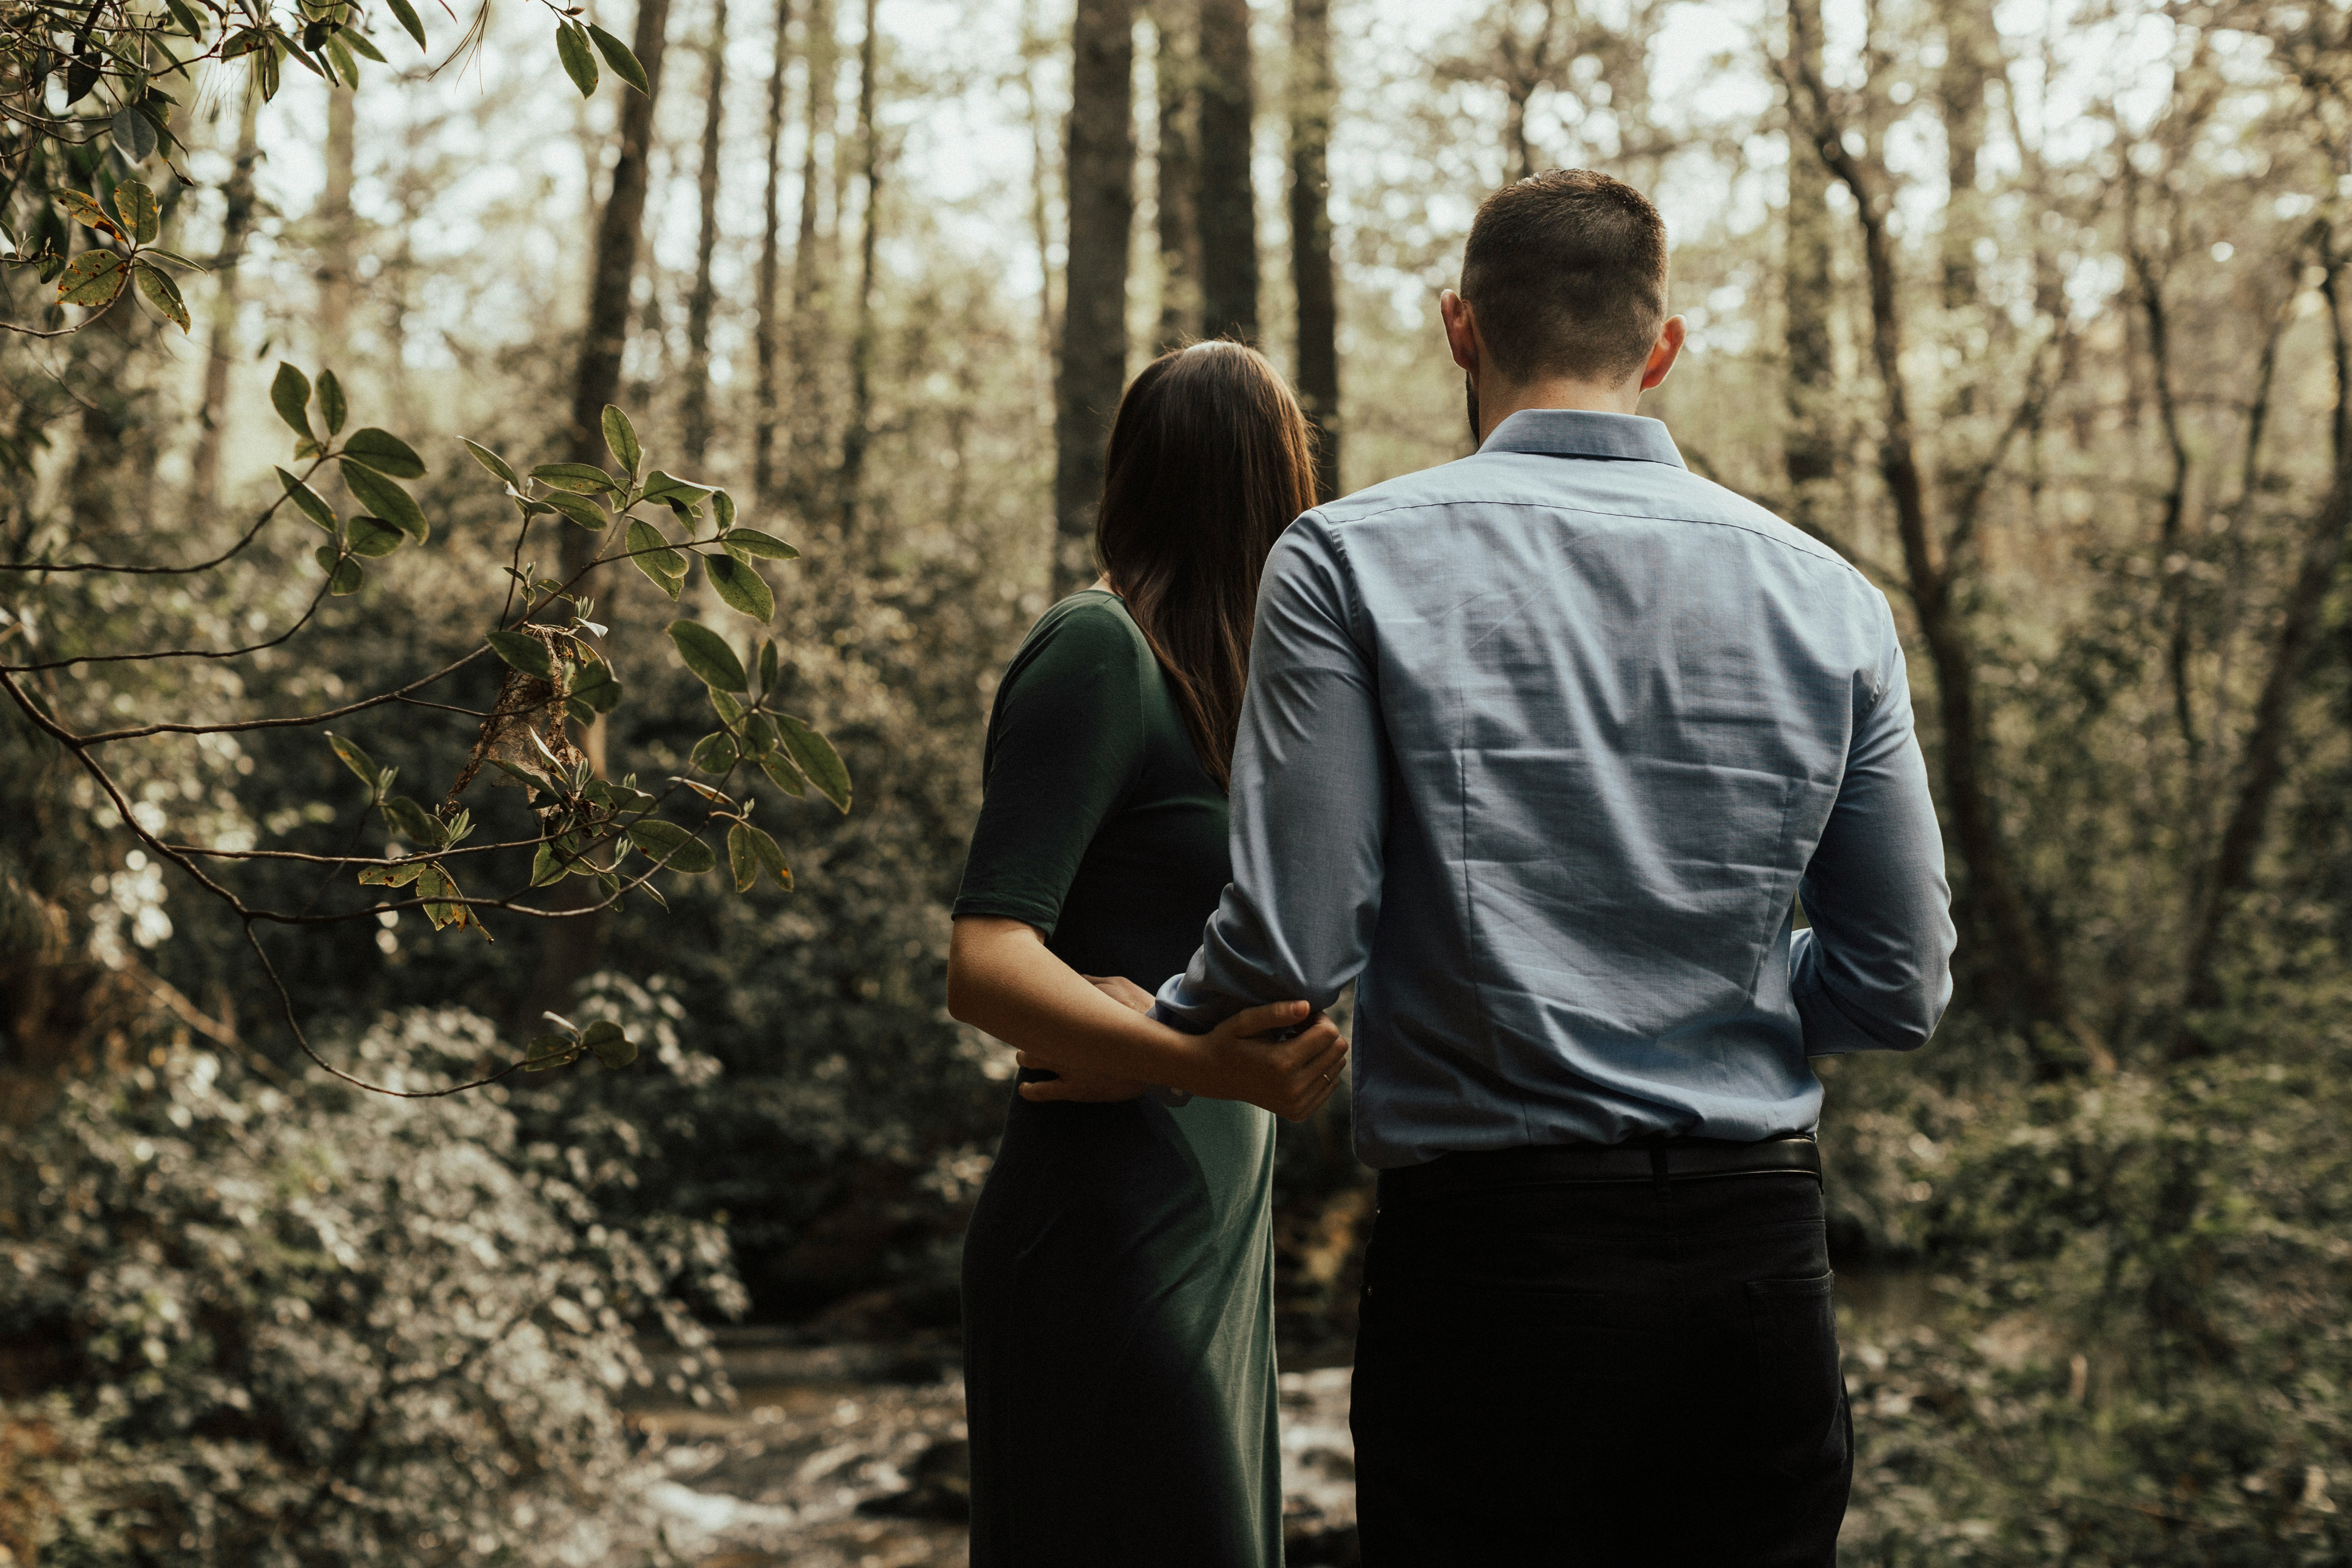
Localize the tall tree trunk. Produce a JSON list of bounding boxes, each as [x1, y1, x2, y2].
[[1152, 0, 1199, 350], [1782, 0, 1835, 512], [529, 0, 674, 1032], [316, 84, 356, 364], [189, 83, 261, 511], [1053, 0, 1138, 595], [681, 0, 730, 470], [2174, 252, 2352, 1056], [1287, 0, 1338, 500], [752, 0, 792, 500], [1937, 0, 1994, 311], [1022, 0, 1061, 371], [1782, 19, 2078, 1069], [1196, 0, 1256, 341], [836, 0, 880, 530], [787, 0, 839, 510]]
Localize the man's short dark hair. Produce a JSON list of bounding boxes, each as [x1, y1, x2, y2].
[[1460, 170, 1669, 384]]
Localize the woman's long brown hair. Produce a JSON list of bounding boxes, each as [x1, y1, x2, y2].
[[1094, 340, 1320, 792]]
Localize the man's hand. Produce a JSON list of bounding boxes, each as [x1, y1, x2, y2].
[[1189, 1000, 1350, 1122]]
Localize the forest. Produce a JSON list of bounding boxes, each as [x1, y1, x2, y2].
[[3, 0, 2352, 1559]]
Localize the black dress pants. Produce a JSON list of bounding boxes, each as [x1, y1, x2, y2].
[[1350, 1165, 1852, 1567]]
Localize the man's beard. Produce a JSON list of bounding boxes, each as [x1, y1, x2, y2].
[[1464, 376, 1480, 449]]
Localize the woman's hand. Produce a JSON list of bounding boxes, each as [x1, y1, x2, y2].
[[1085, 974, 1157, 1014], [1188, 1000, 1349, 1122], [1015, 1056, 1154, 1103]]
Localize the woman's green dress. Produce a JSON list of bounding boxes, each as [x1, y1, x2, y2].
[[955, 590, 1282, 1567]]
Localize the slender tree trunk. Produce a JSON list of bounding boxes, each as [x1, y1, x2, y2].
[[1937, 0, 1993, 310], [530, 0, 674, 1032], [2131, 228, 2198, 763], [787, 0, 839, 508], [1288, 0, 1338, 500], [753, 0, 792, 498], [681, 0, 730, 470], [1152, 0, 1199, 350], [316, 84, 356, 364], [1196, 0, 1256, 341], [836, 0, 880, 530], [2175, 255, 2352, 1056], [189, 83, 261, 511], [1022, 0, 1061, 371], [1783, 23, 2077, 1067], [1054, 0, 1138, 594], [1782, 0, 1835, 510]]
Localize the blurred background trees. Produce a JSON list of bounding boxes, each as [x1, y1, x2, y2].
[[6, 0, 2352, 1560]]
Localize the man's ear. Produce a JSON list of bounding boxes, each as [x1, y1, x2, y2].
[[1441, 290, 1480, 375], [1638, 315, 1687, 392]]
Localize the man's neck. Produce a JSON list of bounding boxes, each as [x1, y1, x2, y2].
[[1475, 378, 1644, 446]]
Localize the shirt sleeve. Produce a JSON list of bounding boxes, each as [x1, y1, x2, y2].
[[952, 605, 1147, 938], [1154, 519, 1387, 1032], [1789, 594, 1957, 1054]]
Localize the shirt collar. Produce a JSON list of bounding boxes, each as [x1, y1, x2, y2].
[[1477, 408, 1687, 468]]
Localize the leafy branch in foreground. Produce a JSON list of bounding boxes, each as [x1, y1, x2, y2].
[[0, 367, 848, 1097]]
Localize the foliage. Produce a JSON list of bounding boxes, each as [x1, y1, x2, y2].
[[0, 1005, 741, 1567]]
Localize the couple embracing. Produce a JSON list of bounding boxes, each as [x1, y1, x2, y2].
[[948, 171, 1955, 1567]]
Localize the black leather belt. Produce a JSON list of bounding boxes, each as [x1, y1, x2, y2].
[[1378, 1134, 1820, 1205]]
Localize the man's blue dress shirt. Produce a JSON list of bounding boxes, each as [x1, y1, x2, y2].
[[1154, 409, 1956, 1169]]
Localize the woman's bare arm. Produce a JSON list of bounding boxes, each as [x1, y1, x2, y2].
[[946, 916, 1348, 1120]]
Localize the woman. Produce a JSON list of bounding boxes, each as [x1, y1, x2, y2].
[[948, 340, 1346, 1567]]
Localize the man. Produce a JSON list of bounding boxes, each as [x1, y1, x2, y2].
[[1153, 170, 1955, 1564]]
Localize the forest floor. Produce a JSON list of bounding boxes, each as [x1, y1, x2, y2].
[[627, 1334, 1362, 1567]]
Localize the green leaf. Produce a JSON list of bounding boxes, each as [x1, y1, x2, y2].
[[160, 0, 202, 37], [462, 438, 519, 486], [626, 818, 717, 873], [133, 263, 189, 330], [313, 543, 362, 595], [339, 458, 428, 541], [705, 552, 775, 622], [667, 619, 746, 691], [570, 658, 622, 713], [721, 527, 799, 560], [316, 369, 347, 435], [357, 860, 423, 887], [486, 630, 554, 680], [556, 20, 597, 95], [739, 821, 791, 890], [581, 1017, 637, 1067], [586, 22, 650, 92], [626, 517, 688, 591], [110, 107, 157, 164], [137, 247, 208, 272], [55, 190, 118, 237], [601, 404, 641, 476], [343, 426, 425, 479], [689, 730, 738, 774], [743, 712, 778, 756], [382, 795, 442, 846], [346, 514, 404, 558], [713, 490, 737, 530], [708, 687, 745, 726], [340, 28, 387, 64], [276, 467, 336, 532], [727, 822, 759, 891], [386, 0, 427, 49], [779, 715, 851, 811], [641, 469, 711, 506], [530, 462, 617, 494], [56, 251, 127, 307], [541, 490, 607, 530], [324, 731, 379, 789], [524, 1029, 577, 1066], [272, 362, 313, 438], [759, 639, 779, 690], [111, 179, 158, 244], [759, 751, 807, 798], [530, 841, 565, 887]]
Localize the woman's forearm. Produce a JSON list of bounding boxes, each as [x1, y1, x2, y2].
[[947, 917, 1206, 1088]]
